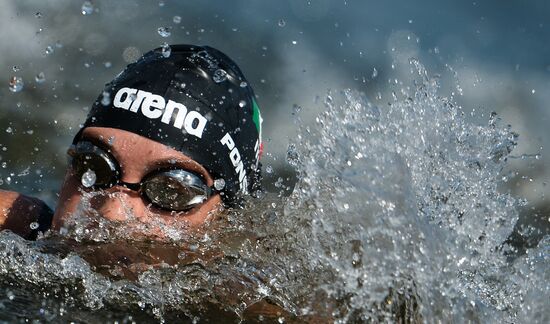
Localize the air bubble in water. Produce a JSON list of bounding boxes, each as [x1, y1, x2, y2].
[[45, 45, 54, 55], [266, 166, 273, 174], [278, 19, 286, 27], [173, 16, 182, 24], [30, 222, 39, 230], [12, 66, 20, 72], [213, 69, 228, 83], [81, 169, 96, 188], [157, 27, 171, 37], [5, 127, 13, 133], [240, 81, 247, 88], [81, 1, 94, 15], [8, 77, 24, 93], [35, 12, 42, 18], [35, 72, 46, 83], [161, 43, 171, 58], [238, 100, 246, 108]]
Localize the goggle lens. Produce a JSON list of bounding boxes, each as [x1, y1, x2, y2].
[[71, 152, 117, 187], [143, 175, 207, 211]]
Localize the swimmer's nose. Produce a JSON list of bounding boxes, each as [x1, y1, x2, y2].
[[92, 187, 146, 222]]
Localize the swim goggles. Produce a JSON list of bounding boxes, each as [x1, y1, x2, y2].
[[67, 141, 216, 212]]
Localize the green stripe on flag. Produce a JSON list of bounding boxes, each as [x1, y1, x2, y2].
[[252, 98, 262, 134]]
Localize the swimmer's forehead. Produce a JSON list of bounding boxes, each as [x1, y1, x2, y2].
[[79, 127, 213, 181]]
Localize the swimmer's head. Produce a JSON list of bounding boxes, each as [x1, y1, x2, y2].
[[77, 44, 263, 205], [53, 45, 263, 239]]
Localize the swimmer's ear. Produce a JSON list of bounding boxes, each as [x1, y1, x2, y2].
[[0, 190, 53, 240]]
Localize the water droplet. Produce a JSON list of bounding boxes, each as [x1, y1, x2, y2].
[[157, 27, 171, 37], [161, 43, 171, 58], [81, 1, 94, 15], [45, 45, 54, 55], [278, 19, 286, 27], [101, 91, 111, 106], [104, 61, 112, 68], [291, 40, 297, 45], [531, 89, 536, 94], [8, 77, 24, 93], [238, 100, 247, 108], [108, 136, 115, 145], [30, 222, 39, 230], [240, 81, 248, 88], [173, 15, 181, 24], [287, 144, 299, 167], [81, 169, 96, 188], [6, 127, 13, 133], [213, 69, 228, 83], [214, 178, 225, 190], [266, 166, 273, 174], [35, 72, 46, 83], [372, 67, 378, 79]]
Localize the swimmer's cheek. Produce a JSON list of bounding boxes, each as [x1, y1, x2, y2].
[[0, 190, 53, 240]]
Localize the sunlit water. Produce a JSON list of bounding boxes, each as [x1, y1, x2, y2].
[[1, 61, 548, 323]]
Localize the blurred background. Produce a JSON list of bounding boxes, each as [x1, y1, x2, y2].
[[0, 0, 548, 245]]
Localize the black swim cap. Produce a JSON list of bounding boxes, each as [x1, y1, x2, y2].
[[76, 44, 263, 205]]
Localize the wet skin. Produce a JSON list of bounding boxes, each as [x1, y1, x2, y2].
[[52, 126, 223, 240]]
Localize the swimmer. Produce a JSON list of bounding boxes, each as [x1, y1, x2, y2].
[[0, 44, 263, 241], [0, 45, 320, 322], [0, 44, 419, 322]]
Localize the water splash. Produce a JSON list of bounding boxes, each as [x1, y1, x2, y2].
[[257, 59, 548, 322]]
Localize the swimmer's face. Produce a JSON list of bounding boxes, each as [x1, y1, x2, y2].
[[52, 127, 223, 240]]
